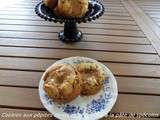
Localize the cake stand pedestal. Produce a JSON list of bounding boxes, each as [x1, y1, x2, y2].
[[35, 0, 104, 42]]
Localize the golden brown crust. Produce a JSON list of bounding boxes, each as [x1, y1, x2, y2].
[[43, 0, 89, 18], [76, 62, 105, 96], [43, 0, 58, 9], [55, 0, 88, 17], [43, 64, 82, 104], [43, 61, 105, 104]]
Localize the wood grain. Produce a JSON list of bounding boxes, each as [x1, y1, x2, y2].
[[0, 86, 160, 113], [0, 19, 138, 26], [0, 23, 140, 31], [0, 14, 134, 21], [0, 38, 154, 53], [0, 46, 159, 64], [135, 0, 160, 29], [122, 0, 160, 56], [0, 56, 160, 78], [0, 35, 149, 44], [0, 0, 160, 118], [0, 10, 131, 17], [0, 30, 146, 39], [1, 69, 160, 95]]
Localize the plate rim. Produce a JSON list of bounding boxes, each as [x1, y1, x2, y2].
[[39, 56, 118, 120]]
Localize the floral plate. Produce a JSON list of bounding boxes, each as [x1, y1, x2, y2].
[[39, 57, 118, 120]]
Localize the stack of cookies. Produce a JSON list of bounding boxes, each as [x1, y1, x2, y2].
[[43, 0, 89, 17]]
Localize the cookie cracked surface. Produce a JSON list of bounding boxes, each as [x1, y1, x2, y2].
[[76, 62, 105, 95], [43, 0, 89, 17], [43, 64, 82, 104]]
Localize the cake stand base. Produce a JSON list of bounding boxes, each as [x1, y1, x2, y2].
[[59, 31, 82, 42], [58, 21, 83, 42], [35, 0, 104, 43]]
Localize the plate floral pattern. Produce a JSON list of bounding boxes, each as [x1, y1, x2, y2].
[[39, 57, 118, 120]]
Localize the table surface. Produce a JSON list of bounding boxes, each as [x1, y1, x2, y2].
[[0, 0, 160, 119]]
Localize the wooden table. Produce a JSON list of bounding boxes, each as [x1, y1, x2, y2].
[[0, 0, 160, 119]]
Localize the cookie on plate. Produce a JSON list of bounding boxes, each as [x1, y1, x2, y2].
[[76, 62, 105, 95], [43, 64, 82, 104]]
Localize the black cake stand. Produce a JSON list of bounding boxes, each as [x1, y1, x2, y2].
[[35, 0, 104, 42]]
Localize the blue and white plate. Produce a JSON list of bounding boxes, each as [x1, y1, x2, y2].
[[39, 57, 118, 120]]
